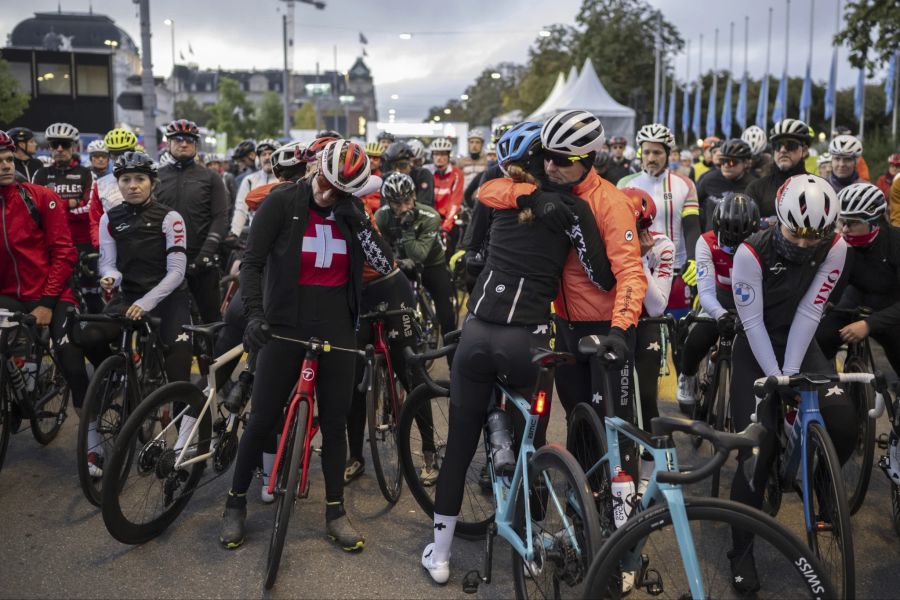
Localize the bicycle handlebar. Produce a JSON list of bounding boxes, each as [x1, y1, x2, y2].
[[823, 303, 872, 319], [751, 372, 887, 424], [358, 306, 418, 321], [0, 309, 37, 327], [269, 334, 365, 357], [74, 312, 163, 329]]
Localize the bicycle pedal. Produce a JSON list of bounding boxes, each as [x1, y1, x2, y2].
[[461, 570, 481, 594], [878, 433, 890, 449]]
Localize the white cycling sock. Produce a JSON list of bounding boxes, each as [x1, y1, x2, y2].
[[431, 513, 457, 563], [262, 452, 275, 486], [87, 420, 103, 457], [175, 415, 197, 452]]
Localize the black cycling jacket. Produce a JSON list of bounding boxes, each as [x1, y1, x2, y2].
[[836, 224, 900, 335], [157, 159, 228, 261], [744, 160, 807, 219]]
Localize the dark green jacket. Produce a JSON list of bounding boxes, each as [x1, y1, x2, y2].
[[375, 204, 445, 268]]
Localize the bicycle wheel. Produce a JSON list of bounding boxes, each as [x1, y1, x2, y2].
[[892, 481, 900, 539], [77, 355, 129, 506], [30, 351, 70, 445], [398, 381, 494, 538], [511, 444, 602, 599], [840, 357, 875, 515], [265, 399, 308, 590], [585, 497, 837, 599], [565, 403, 614, 539], [804, 421, 854, 599], [101, 382, 210, 544], [417, 290, 441, 370], [367, 356, 402, 504], [0, 384, 10, 472], [709, 359, 732, 498]]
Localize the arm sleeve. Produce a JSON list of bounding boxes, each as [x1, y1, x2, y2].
[[461, 200, 491, 251], [70, 171, 93, 216], [37, 186, 77, 307], [600, 189, 648, 330], [567, 198, 616, 291], [476, 178, 537, 210], [134, 210, 188, 312], [642, 236, 675, 317], [891, 177, 900, 227], [240, 187, 287, 320], [463, 171, 481, 208], [401, 210, 440, 265], [782, 238, 848, 375], [733, 243, 781, 376], [696, 236, 728, 319], [89, 182, 102, 248], [201, 172, 228, 257], [443, 170, 464, 222], [682, 214, 701, 262], [229, 175, 252, 236], [354, 200, 394, 275], [97, 212, 122, 287]]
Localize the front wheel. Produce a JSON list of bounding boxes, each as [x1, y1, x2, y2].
[[511, 444, 602, 599], [0, 384, 11, 473], [584, 497, 837, 599], [30, 352, 70, 445], [367, 357, 402, 504], [709, 359, 732, 497], [841, 357, 875, 515]]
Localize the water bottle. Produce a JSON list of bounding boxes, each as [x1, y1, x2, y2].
[[23, 359, 38, 393], [6, 358, 26, 402], [611, 468, 636, 529], [784, 408, 802, 458], [224, 370, 254, 413], [486, 409, 515, 475]]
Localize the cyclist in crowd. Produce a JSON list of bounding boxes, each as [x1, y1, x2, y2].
[[592, 150, 611, 179], [206, 153, 236, 201], [692, 136, 721, 181], [156, 119, 228, 325], [456, 128, 488, 191], [88, 128, 139, 248], [425, 138, 465, 254], [695, 139, 757, 229], [224, 139, 280, 246], [741, 125, 773, 179], [744, 118, 812, 222], [32, 123, 101, 313], [86, 140, 110, 180], [875, 153, 900, 200], [728, 174, 851, 593], [676, 150, 694, 179], [816, 183, 900, 376], [817, 152, 833, 180], [381, 141, 434, 207], [376, 131, 395, 153], [604, 135, 635, 184], [8, 127, 43, 182], [360, 142, 385, 214], [407, 139, 426, 169], [421, 117, 617, 584], [86, 152, 192, 476], [827, 134, 867, 193], [832, 125, 871, 181], [230, 139, 258, 200], [676, 193, 760, 415], [0, 130, 93, 423], [220, 140, 393, 552], [619, 123, 700, 319]]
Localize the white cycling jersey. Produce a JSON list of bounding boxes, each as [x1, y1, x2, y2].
[[642, 232, 676, 317], [230, 169, 277, 236]]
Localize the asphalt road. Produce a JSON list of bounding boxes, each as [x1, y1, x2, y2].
[[2, 350, 899, 599]]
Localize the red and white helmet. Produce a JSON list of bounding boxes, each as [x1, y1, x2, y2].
[[775, 174, 839, 238], [541, 110, 606, 156], [318, 139, 371, 194], [0, 130, 16, 153]]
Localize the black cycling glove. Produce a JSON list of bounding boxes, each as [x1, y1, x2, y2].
[[716, 314, 736, 339], [515, 190, 575, 232], [595, 327, 630, 370], [332, 196, 369, 233], [243, 317, 271, 352]]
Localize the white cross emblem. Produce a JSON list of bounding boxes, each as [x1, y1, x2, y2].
[[825, 385, 844, 397], [646, 341, 661, 351], [176, 332, 189, 342], [592, 392, 602, 404], [303, 223, 347, 268]]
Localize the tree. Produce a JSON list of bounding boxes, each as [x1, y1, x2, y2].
[[0, 56, 30, 126], [207, 77, 256, 144], [173, 95, 211, 126], [503, 25, 577, 115], [835, 0, 900, 73], [256, 91, 284, 138], [424, 63, 525, 126], [292, 102, 317, 129]]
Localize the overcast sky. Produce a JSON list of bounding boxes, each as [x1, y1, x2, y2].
[[1, 0, 883, 122]]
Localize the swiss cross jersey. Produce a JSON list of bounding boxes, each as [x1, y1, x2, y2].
[[299, 207, 350, 287], [733, 228, 847, 376], [618, 169, 699, 268], [695, 230, 735, 319], [32, 163, 93, 245]]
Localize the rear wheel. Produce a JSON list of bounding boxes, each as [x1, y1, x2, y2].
[[367, 356, 402, 504], [709, 360, 732, 497], [565, 403, 614, 540], [841, 356, 875, 515], [30, 351, 70, 445], [0, 384, 11, 472]]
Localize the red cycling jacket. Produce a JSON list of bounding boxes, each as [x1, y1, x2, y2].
[[0, 183, 77, 307], [431, 165, 464, 228]]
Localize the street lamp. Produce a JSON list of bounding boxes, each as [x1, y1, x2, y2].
[[390, 94, 399, 100], [443, 108, 451, 115], [460, 94, 469, 101], [399, 33, 412, 40], [490, 72, 502, 80], [538, 29, 552, 37], [163, 19, 175, 73]]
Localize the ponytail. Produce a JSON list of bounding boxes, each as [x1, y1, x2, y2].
[[507, 163, 539, 223]]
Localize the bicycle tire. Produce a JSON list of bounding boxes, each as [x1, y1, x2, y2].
[[417, 290, 441, 371], [841, 356, 875, 515], [29, 352, 70, 445], [709, 359, 732, 497], [77, 355, 129, 507], [892, 481, 900, 539], [265, 399, 308, 590], [0, 384, 10, 473], [397, 381, 494, 538], [804, 421, 854, 599], [101, 382, 209, 544], [565, 403, 615, 539], [367, 356, 402, 504], [511, 444, 603, 599]]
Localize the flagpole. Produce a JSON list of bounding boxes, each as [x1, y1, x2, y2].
[[653, 11, 661, 125], [763, 7, 772, 127], [685, 39, 691, 146], [806, 0, 815, 124], [831, 0, 840, 136], [744, 16, 749, 77], [727, 21, 734, 136], [712, 27, 719, 136], [894, 51, 899, 144], [784, 0, 791, 120]]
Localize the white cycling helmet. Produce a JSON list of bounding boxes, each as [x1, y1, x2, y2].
[[407, 138, 426, 162], [740, 125, 767, 155], [775, 174, 839, 238], [468, 128, 487, 142], [838, 182, 886, 222], [770, 118, 811, 143], [429, 137, 453, 153], [271, 141, 307, 168], [87, 139, 108, 155], [636, 123, 675, 150], [318, 139, 371, 194], [256, 138, 281, 153], [45, 122, 80, 142], [828, 134, 863, 158], [816, 153, 832, 167], [541, 110, 606, 156]]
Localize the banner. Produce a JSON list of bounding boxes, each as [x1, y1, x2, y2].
[[705, 79, 717, 137], [755, 76, 768, 129], [735, 73, 747, 129], [886, 50, 897, 115], [854, 67, 864, 121], [667, 85, 677, 134], [721, 77, 733, 137], [772, 72, 787, 123], [824, 47, 838, 119], [693, 83, 702, 138], [799, 63, 813, 118], [682, 84, 691, 135]]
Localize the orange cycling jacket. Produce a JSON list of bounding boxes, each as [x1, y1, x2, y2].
[[478, 170, 646, 330]]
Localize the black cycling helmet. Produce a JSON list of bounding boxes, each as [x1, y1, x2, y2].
[[383, 141, 414, 164], [377, 131, 396, 143], [382, 171, 416, 202], [713, 192, 760, 248], [113, 151, 159, 179], [317, 129, 341, 139], [718, 139, 752, 161], [232, 139, 257, 160], [7, 127, 34, 143]]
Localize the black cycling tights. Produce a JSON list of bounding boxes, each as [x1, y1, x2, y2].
[[434, 315, 550, 517], [729, 335, 856, 551], [680, 321, 719, 377], [186, 267, 221, 325], [230, 296, 355, 503], [421, 264, 457, 341], [634, 320, 663, 424], [213, 289, 245, 390]]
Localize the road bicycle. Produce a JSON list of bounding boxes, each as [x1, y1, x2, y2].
[[100, 323, 251, 544]]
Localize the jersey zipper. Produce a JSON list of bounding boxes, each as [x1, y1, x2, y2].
[[1, 198, 22, 297]]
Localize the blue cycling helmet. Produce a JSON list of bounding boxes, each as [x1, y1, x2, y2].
[[496, 121, 543, 174]]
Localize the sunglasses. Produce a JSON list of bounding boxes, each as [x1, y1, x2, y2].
[[543, 151, 588, 167], [719, 158, 743, 167], [792, 227, 829, 240], [49, 140, 72, 149], [775, 140, 802, 153], [838, 218, 867, 228], [171, 135, 197, 144]]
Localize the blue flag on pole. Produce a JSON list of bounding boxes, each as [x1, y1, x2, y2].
[[886, 50, 897, 114], [682, 84, 691, 135], [658, 85, 667, 124], [755, 76, 768, 128], [706, 79, 717, 137], [721, 77, 733, 137], [736, 73, 747, 129], [799, 63, 813, 118], [824, 47, 838, 119], [772, 72, 787, 123], [693, 82, 702, 138], [668, 85, 677, 133], [854, 67, 864, 121]]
